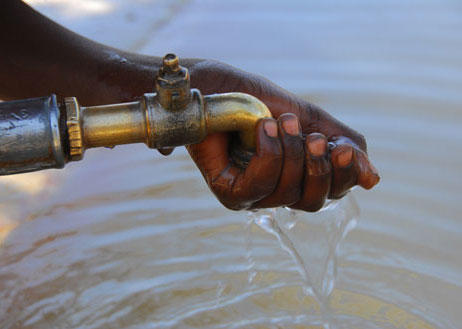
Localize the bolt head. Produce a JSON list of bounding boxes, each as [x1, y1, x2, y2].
[[162, 53, 180, 73], [156, 53, 191, 111]]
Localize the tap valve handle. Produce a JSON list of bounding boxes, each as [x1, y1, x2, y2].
[[155, 53, 191, 111]]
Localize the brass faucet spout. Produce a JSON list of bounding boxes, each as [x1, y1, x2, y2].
[[204, 93, 271, 150], [63, 89, 271, 163]]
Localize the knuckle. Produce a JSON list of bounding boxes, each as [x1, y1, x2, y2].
[[302, 102, 322, 133], [355, 133, 368, 153]]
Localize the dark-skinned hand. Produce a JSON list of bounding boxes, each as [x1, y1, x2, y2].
[[1, 1, 379, 212], [164, 60, 380, 211]]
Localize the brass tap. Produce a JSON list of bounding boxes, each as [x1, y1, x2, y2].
[[0, 54, 271, 175], [64, 54, 271, 162]]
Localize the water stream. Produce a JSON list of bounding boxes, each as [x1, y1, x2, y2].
[[246, 196, 359, 329]]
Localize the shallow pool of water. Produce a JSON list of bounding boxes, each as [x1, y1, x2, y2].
[[1, 0, 461, 328]]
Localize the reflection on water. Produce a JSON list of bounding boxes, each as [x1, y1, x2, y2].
[[1, 0, 462, 328]]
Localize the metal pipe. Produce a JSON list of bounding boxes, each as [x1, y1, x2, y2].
[[82, 101, 146, 148], [0, 95, 66, 175], [64, 90, 270, 157], [0, 54, 271, 175]]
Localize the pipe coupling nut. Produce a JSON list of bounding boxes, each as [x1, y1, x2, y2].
[[65, 97, 84, 161]]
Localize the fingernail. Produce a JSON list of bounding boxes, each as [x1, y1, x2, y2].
[[337, 148, 353, 167], [370, 165, 380, 185], [282, 118, 299, 136], [308, 138, 327, 156], [264, 120, 278, 137], [369, 163, 379, 176]]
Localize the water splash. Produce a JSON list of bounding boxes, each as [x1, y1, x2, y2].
[[246, 194, 360, 328]]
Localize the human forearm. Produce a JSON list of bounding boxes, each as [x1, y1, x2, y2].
[[0, 0, 207, 105]]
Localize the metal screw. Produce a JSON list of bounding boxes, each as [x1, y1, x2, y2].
[[162, 53, 180, 74]]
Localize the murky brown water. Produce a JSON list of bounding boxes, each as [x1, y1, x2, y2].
[[1, 0, 461, 328]]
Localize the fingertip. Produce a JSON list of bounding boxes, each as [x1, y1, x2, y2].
[[263, 118, 278, 137], [356, 153, 380, 189], [369, 162, 379, 177], [292, 132, 331, 212], [278, 113, 300, 136], [255, 118, 282, 159], [359, 172, 380, 190], [332, 144, 354, 168], [242, 119, 283, 203], [306, 133, 327, 157], [358, 164, 380, 189], [254, 116, 304, 208]]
